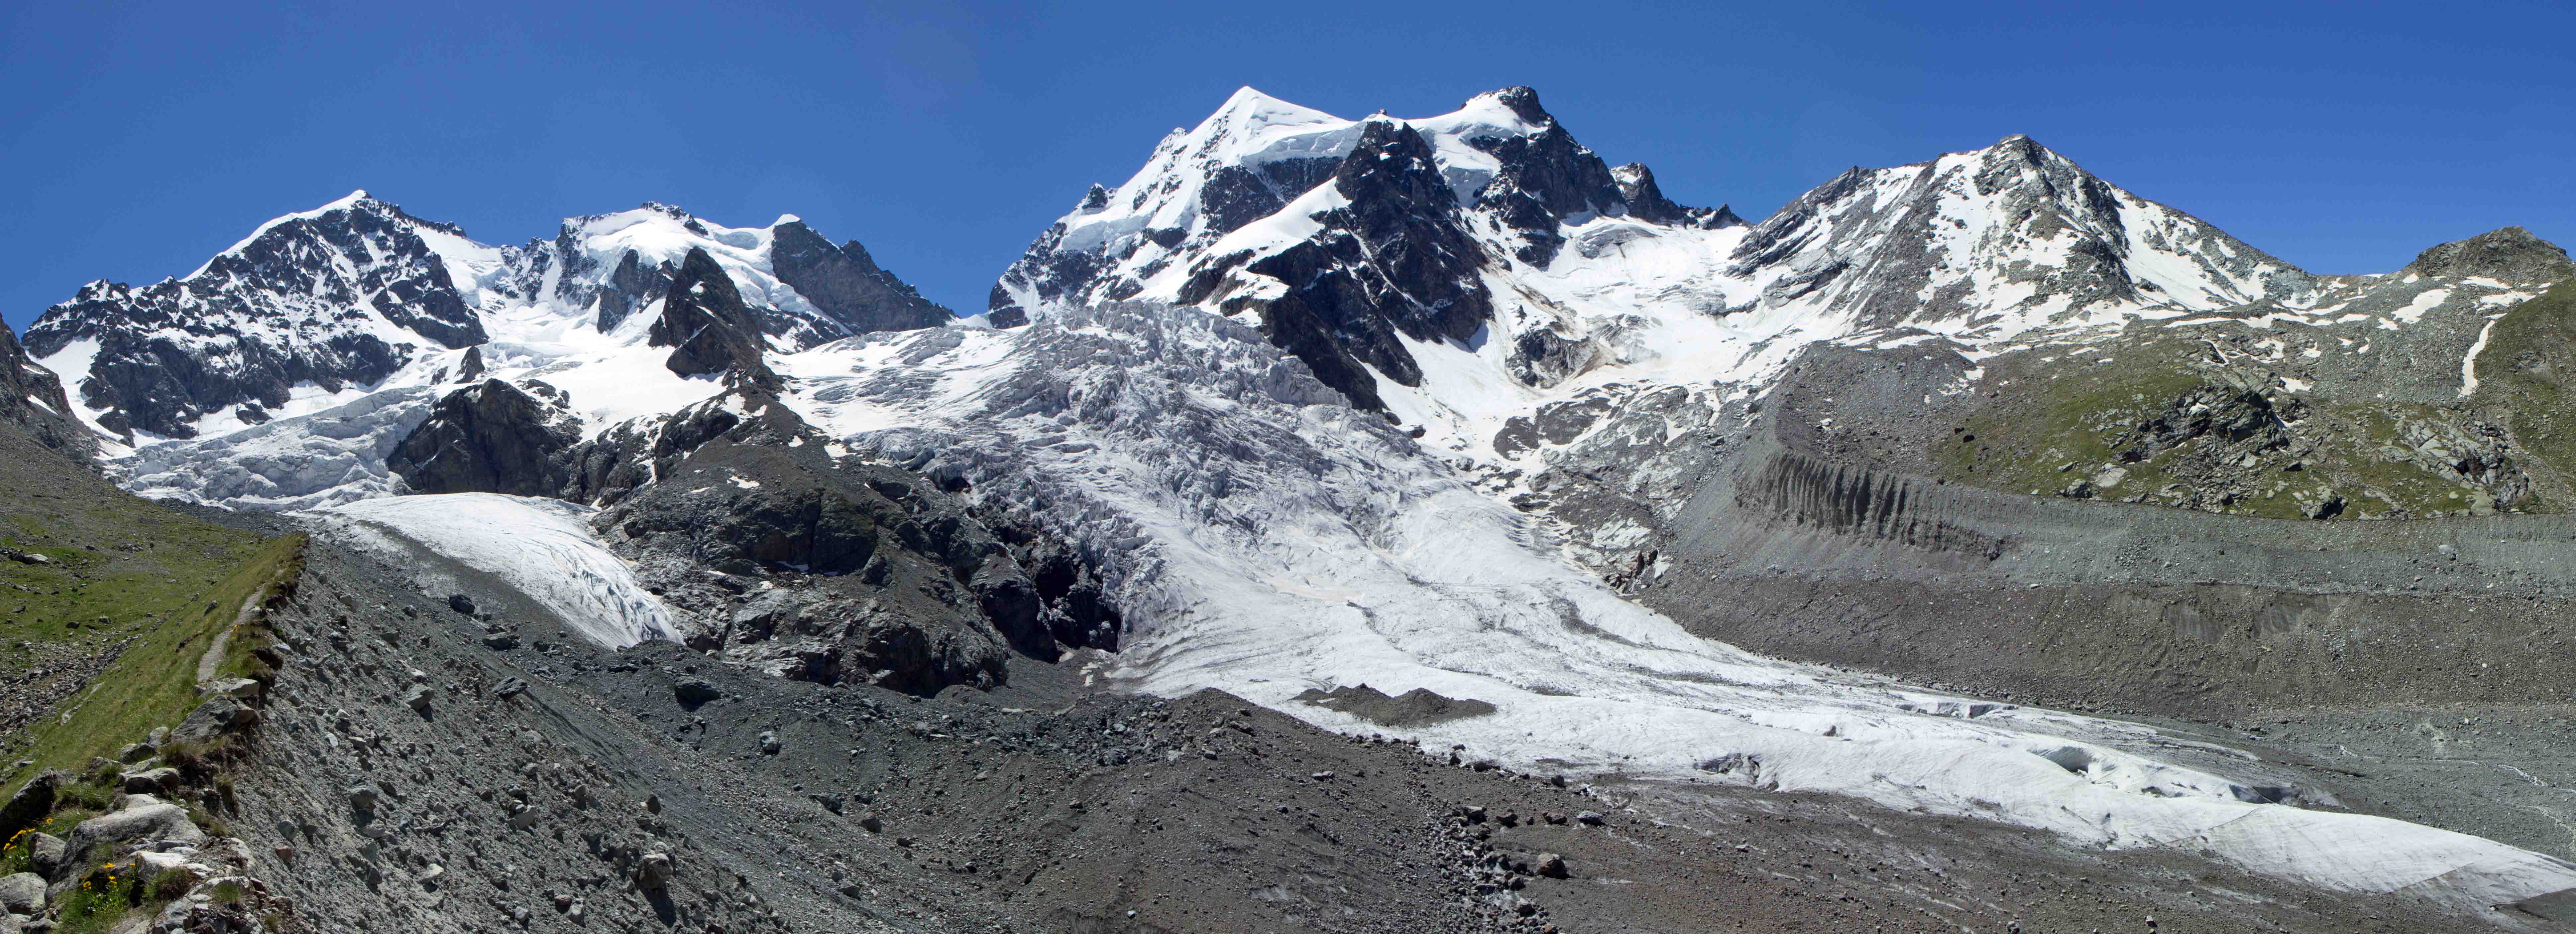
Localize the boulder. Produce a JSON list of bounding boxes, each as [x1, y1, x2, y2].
[[24, 832, 65, 877], [118, 768, 178, 795], [0, 871, 40, 913], [633, 852, 673, 891], [0, 771, 64, 845], [63, 799, 205, 871], [673, 679, 722, 708], [1534, 853, 1568, 878], [170, 695, 252, 744]]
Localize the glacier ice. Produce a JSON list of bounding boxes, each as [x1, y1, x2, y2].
[[310, 492, 680, 649]]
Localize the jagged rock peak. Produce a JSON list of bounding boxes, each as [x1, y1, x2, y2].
[[1473, 85, 1554, 126], [650, 246, 782, 390], [768, 220, 955, 335]]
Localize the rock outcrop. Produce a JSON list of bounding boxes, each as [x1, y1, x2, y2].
[[0, 323, 93, 462], [767, 220, 954, 336], [387, 379, 584, 497], [648, 247, 781, 389]]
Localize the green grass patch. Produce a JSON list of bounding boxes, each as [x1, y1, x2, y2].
[[2473, 283, 2576, 490], [1933, 354, 2203, 497], [0, 534, 304, 791]]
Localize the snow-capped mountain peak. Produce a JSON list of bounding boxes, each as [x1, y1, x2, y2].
[[25, 194, 953, 447]]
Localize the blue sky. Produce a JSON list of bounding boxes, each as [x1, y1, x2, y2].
[[5, 1, 2571, 328]]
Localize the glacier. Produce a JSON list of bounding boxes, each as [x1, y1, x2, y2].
[[32, 87, 2576, 925], [311, 492, 680, 649]]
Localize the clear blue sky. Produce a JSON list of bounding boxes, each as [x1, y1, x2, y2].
[[6, 1, 2571, 328]]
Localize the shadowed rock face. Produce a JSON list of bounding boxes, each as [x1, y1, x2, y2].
[[649, 247, 781, 390], [1176, 119, 1496, 412], [992, 86, 1744, 413], [0, 321, 92, 462], [592, 248, 674, 334], [767, 221, 953, 336], [580, 388, 1111, 692], [386, 379, 583, 497]]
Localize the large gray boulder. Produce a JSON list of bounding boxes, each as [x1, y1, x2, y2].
[[23, 832, 64, 877], [61, 797, 206, 874], [170, 695, 253, 744], [0, 871, 40, 913], [0, 771, 63, 847]]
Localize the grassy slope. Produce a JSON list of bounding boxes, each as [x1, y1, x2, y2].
[[2470, 283, 2576, 481], [0, 424, 293, 786], [1934, 327, 2539, 519]]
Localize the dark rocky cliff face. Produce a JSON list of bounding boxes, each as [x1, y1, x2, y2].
[[0, 321, 94, 462], [1190, 120, 1496, 411], [574, 388, 1112, 692], [386, 379, 584, 497], [649, 247, 782, 390], [767, 221, 954, 336]]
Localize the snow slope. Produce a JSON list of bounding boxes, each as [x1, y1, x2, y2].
[[312, 493, 679, 649]]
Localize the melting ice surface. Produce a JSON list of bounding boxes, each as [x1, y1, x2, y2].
[[783, 307, 2576, 918], [311, 493, 679, 649]]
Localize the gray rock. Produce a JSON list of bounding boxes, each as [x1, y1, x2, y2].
[[170, 695, 251, 744], [1533, 853, 1568, 878], [1574, 811, 1606, 826], [347, 785, 381, 813], [673, 679, 721, 707], [633, 852, 673, 890], [767, 221, 954, 337], [63, 799, 206, 871], [648, 249, 779, 389], [481, 632, 519, 650], [23, 833, 63, 877], [388, 379, 584, 498], [448, 594, 477, 615], [0, 872, 40, 913], [114, 742, 156, 764], [117, 768, 177, 794], [0, 772, 63, 846], [403, 685, 435, 714]]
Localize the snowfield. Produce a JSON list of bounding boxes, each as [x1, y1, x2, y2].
[[311, 493, 680, 649]]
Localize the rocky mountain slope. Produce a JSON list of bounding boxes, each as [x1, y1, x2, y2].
[[11, 83, 2576, 931], [23, 194, 951, 448]]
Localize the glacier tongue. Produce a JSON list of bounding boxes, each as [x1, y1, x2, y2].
[[310, 493, 680, 649], [787, 303, 2576, 914]]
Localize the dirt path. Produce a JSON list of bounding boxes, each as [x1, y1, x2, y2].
[[195, 590, 262, 684]]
